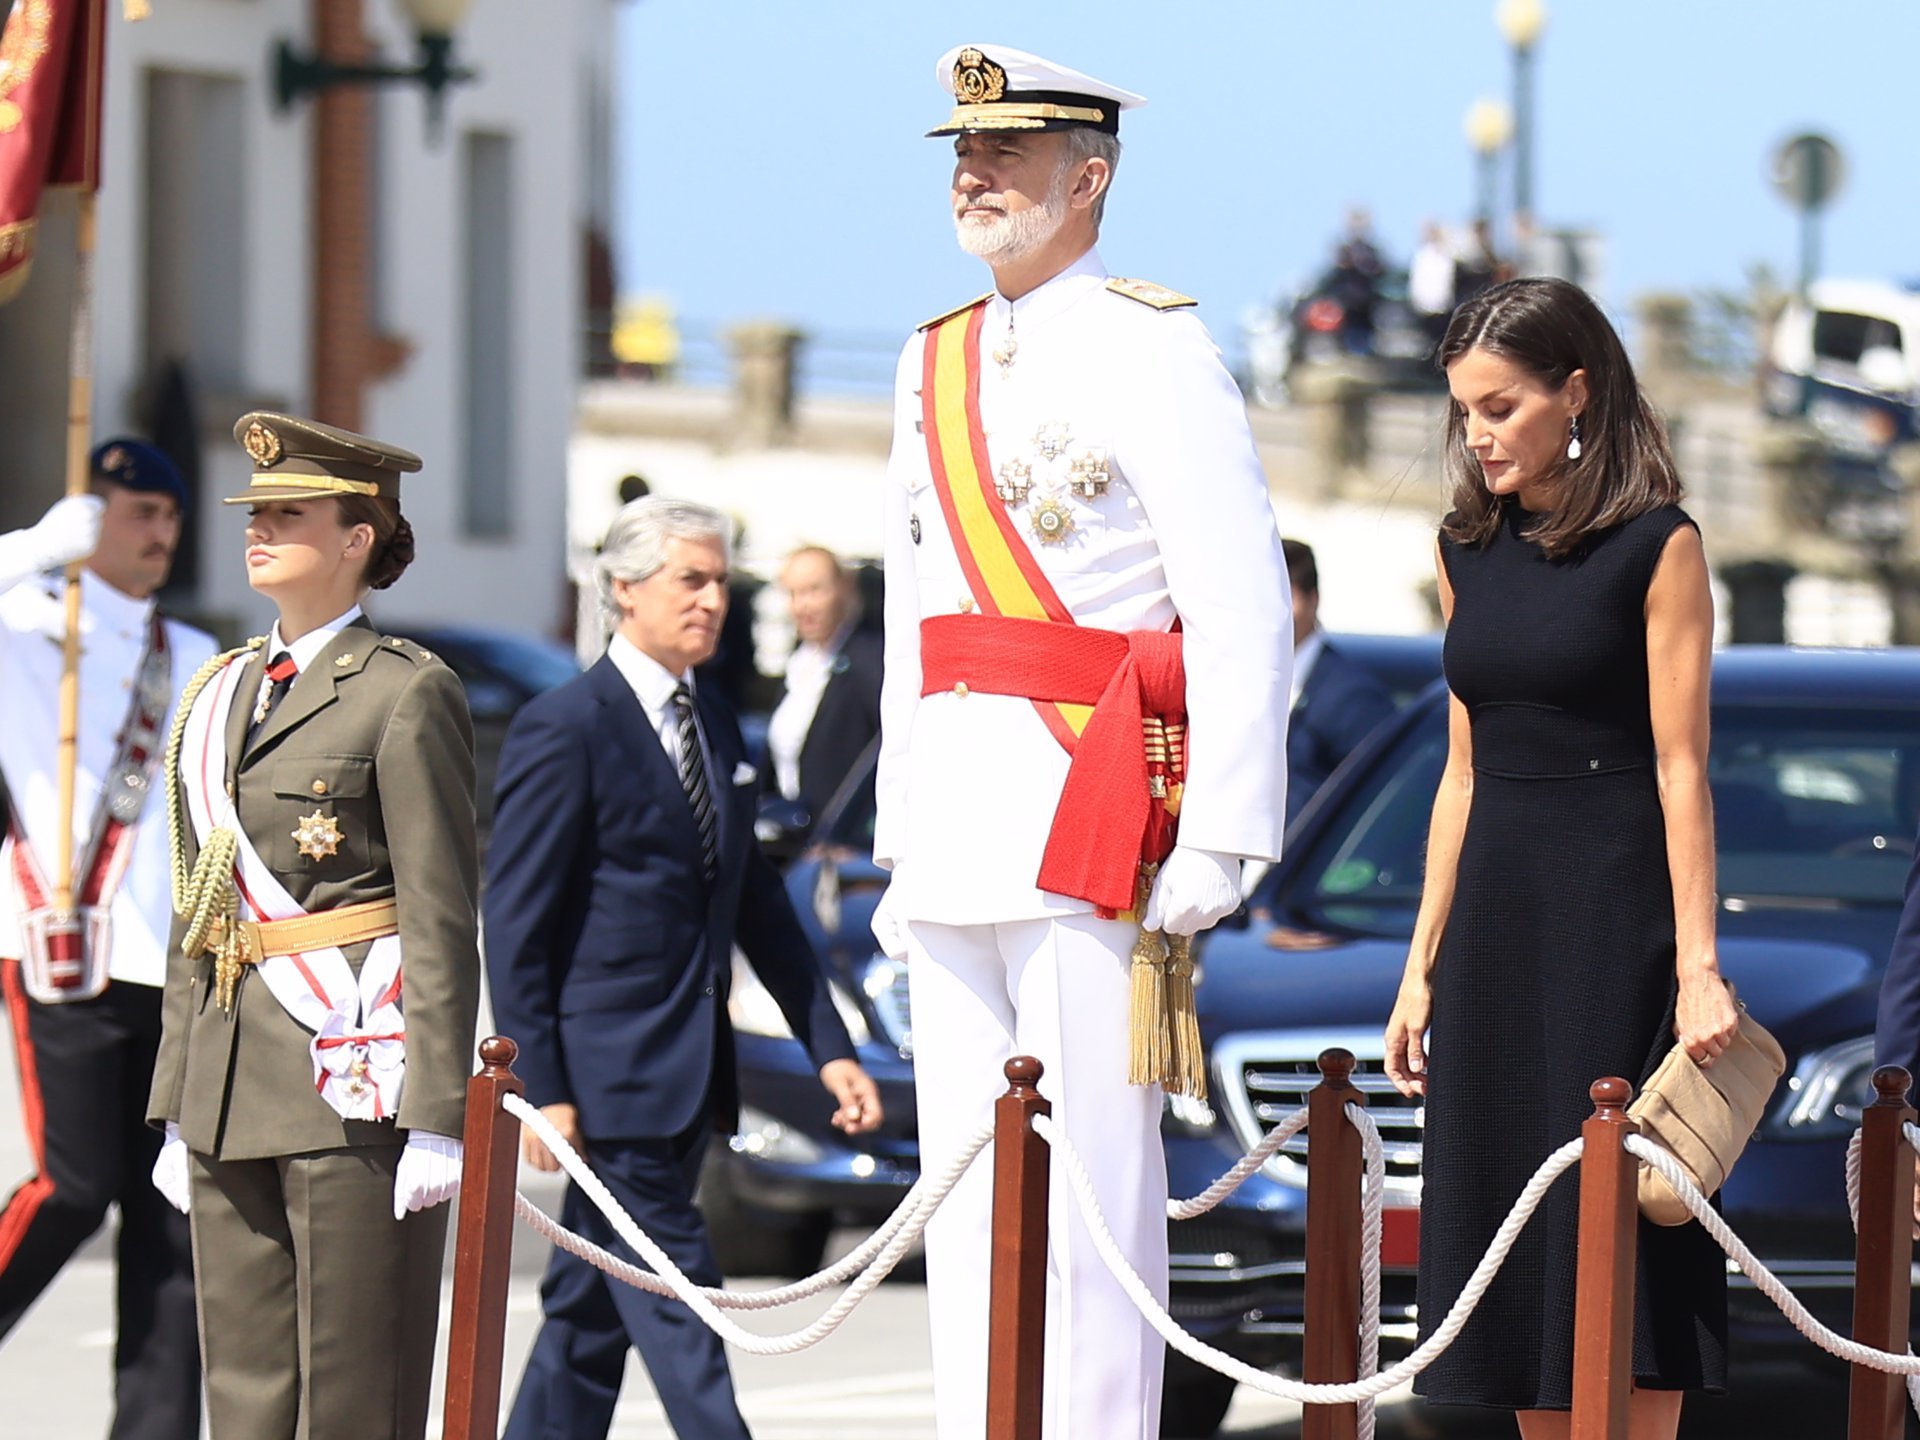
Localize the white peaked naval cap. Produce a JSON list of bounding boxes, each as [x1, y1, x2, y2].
[[928, 44, 1146, 138]]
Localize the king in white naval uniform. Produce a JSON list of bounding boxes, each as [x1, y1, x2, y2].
[[871, 45, 1293, 1440], [0, 443, 216, 1440]]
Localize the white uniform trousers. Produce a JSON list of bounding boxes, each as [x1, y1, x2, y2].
[[907, 913, 1167, 1440]]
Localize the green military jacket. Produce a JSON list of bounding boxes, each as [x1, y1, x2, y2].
[[147, 616, 482, 1160]]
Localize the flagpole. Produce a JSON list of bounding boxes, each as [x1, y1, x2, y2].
[[54, 188, 97, 917]]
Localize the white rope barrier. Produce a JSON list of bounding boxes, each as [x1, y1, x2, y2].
[[1627, 1133, 1920, 1421], [1350, 1104, 1385, 1440], [501, 1092, 992, 1353], [1033, 1110, 1585, 1404], [1166, 1106, 1309, 1220]]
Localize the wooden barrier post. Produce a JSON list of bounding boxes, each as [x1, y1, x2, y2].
[[441, 1036, 527, 1440], [986, 1056, 1052, 1440], [1847, 1066, 1917, 1440], [1303, 1047, 1364, 1440], [1570, 1078, 1637, 1440]]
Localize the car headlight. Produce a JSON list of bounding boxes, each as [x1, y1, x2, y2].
[[1774, 1035, 1876, 1138], [860, 954, 913, 1056], [729, 952, 871, 1047]]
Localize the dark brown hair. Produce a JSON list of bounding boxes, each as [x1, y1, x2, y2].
[[1280, 538, 1318, 596], [1438, 277, 1681, 558], [333, 495, 415, 591]]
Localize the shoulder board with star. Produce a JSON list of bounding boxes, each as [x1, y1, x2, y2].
[[1105, 277, 1198, 311], [371, 633, 438, 665], [917, 293, 993, 332]]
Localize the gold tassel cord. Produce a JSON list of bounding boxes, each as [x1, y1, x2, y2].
[[1163, 933, 1207, 1101], [163, 640, 264, 1011], [1128, 924, 1171, 1088]]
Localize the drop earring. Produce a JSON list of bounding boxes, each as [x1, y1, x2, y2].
[[1566, 414, 1583, 461]]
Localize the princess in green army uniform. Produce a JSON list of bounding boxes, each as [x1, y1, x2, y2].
[[147, 411, 481, 1440]]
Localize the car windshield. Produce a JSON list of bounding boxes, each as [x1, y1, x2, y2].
[[431, 631, 580, 695], [1281, 699, 1920, 937]]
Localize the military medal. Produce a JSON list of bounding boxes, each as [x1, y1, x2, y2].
[[292, 810, 344, 861], [1034, 422, 1071, 461], [995, 459, 1033, 506], [1069, 451, 1111, 499], [992, 317, 1017, 374], [1030, 495, 1076, 545]]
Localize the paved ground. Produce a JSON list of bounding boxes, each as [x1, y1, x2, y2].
[[0, 1027, 1868, 1438]]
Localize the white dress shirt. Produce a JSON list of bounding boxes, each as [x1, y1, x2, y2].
[[0, 563, 218, 985], [256, 603, 365, 714], [767, 626, 851, 801], [606, 632, 699, 773], [874, 247, 1293, 924]]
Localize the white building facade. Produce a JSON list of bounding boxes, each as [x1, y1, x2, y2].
[[0, 0, 615, 642]]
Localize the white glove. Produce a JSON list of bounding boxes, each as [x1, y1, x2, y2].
[[393, 1131, 464, 1220], [1144, 846, 1245, 937], [0, 583, 94, 643], [151, 1123, 191, 1215], [870, 871, 910, 963], [25, 494, 104, 572]]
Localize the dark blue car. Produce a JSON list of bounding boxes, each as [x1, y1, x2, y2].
[[709, 641, 1920, 1436]]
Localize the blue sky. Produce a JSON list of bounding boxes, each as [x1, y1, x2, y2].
[[614, 2, 1915, 349]]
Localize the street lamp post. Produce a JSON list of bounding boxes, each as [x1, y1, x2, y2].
[[1496, 0, 1547, 236], [275, 0, 480, 142], [1464, 98, 1514, 237]]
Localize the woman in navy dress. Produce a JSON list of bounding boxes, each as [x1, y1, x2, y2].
[[1383, 278, 1740, 1439]]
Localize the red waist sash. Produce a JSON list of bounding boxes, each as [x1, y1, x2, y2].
[[919, 613, 1186, 912]]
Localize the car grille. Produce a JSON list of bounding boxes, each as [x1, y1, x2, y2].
[[1212, 1029, 1423, 1204]]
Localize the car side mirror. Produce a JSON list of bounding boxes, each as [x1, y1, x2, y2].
[[754, 795, 814, 862]]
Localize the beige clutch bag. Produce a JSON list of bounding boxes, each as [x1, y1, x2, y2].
[[1627, 997, 1787, 1226]]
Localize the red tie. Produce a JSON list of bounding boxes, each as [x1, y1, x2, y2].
[[249, 651, 299, 743]]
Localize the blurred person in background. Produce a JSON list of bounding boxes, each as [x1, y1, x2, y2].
[[1326, 206, 1386, 355], [766, 546, 882, 814], [1409, 220, 1459, 349], [1280, 539, 1395, 826], [487, 497, 881, 1440], [0, 442, 214, 1440]]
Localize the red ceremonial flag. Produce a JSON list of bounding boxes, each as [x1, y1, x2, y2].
[[0, 0, 107, 303]]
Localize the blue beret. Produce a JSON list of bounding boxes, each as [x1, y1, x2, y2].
[[91, 438, 187, 511]]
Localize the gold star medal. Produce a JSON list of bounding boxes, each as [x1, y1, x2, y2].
[[1030, 495, 1076, 546], [292, 809, 344, 861]]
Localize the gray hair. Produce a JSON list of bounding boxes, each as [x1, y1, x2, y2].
[[1061, 128, 1121, 229], [594, 496, 733, 623]]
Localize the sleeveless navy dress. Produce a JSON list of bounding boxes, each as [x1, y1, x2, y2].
[[1413, 502, 1728, 1410]]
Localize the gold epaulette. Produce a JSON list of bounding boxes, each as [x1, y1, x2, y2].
[[1105, 277, 1198, 311], [917, 293, 993, 331]]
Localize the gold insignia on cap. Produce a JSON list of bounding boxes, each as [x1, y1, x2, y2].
[[243, 421, 284, 467], [952, 47, 1007, 103], [292, 810, 344, 861], [100, 445, 130, 474]]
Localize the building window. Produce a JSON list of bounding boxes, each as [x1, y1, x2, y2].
[[461, 130, 515, 540]]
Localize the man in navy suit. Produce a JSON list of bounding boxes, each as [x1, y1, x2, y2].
[[1281, 539, 1394, 826], [1875, 807, 1920, 1232], [487, 497, 883, 1440]]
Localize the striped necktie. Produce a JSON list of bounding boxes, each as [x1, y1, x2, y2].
[[670, 683, 719, 881]]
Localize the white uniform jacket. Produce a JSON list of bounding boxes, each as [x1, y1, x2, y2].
[[0, 566, 217, 985], [875, 248, 1292, 925]]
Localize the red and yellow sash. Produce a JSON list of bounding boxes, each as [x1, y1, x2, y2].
[[920, 303, 1090, 754]]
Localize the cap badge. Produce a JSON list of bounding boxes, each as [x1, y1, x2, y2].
[[292, 809, 344, 861], [243, 421, 284, 467], [1030, 495, 1076, 546], [952, 47, 1007, 104], [100, 445, 130, 476]]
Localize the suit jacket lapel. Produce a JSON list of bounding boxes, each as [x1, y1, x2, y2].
[[587, 658, 704, 852], [247, 619, 375, 761]]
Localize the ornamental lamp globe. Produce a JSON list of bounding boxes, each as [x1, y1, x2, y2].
[[394, 0, 475, 39], [1464, 98, 1513, 155], [1496, 0, 1547, 50]]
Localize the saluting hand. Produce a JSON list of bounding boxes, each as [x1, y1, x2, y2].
[[522, 1102, 585, 1173], [820, 1059, 883, 1136]]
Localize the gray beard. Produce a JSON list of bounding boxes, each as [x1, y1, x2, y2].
[[953, 176, 1069, 263]]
